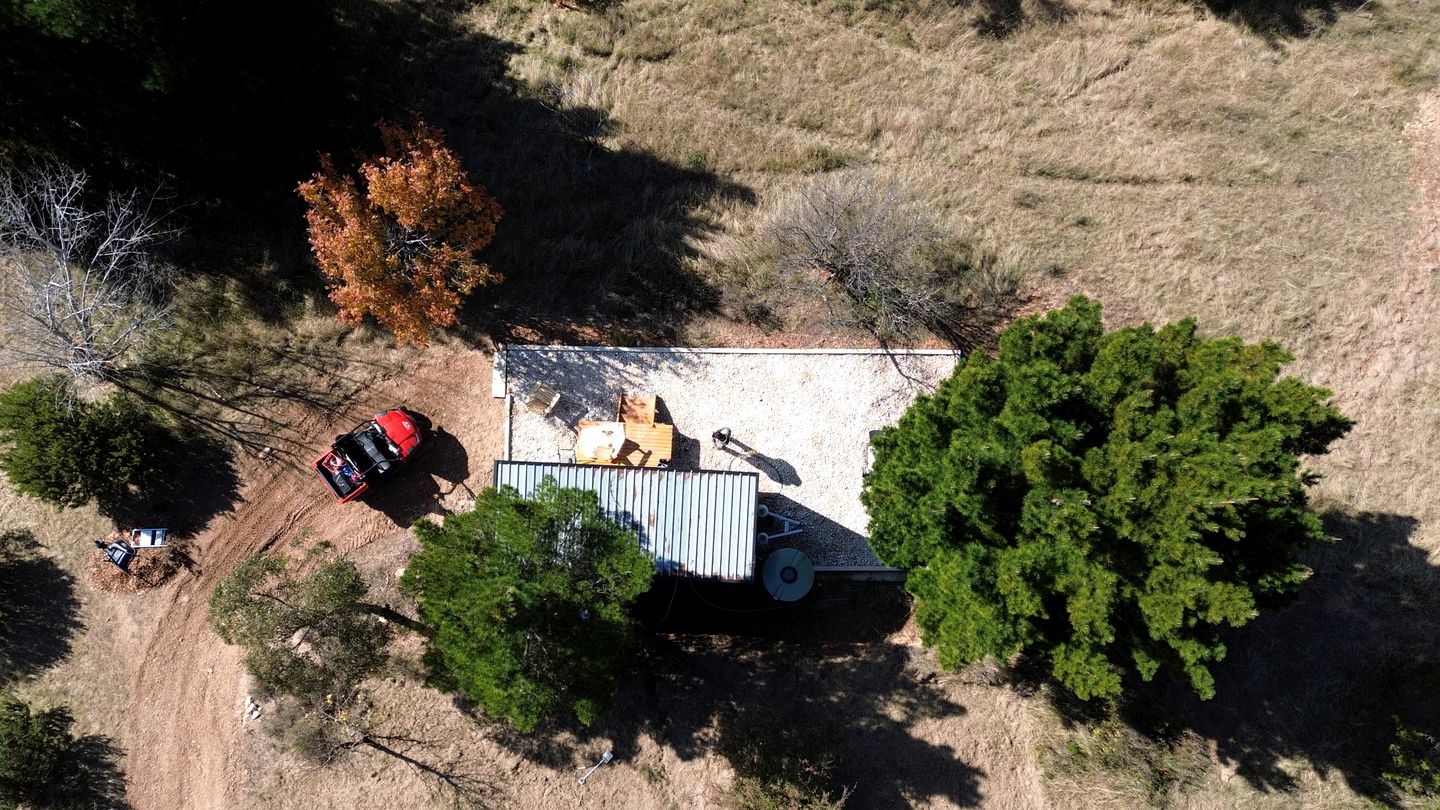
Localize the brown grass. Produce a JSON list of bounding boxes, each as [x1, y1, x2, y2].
[[461, 0, 1440, 805], [473, 0, 1437, 344], [4, 0, 1440, 807]]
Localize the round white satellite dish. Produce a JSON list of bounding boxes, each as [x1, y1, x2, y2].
[[762, 548, 814, 602]]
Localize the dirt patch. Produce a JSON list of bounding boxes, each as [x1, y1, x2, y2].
[[84, 546, 190, 593], [118, 346, 505, 810]]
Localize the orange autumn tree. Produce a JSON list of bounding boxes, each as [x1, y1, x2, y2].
[[297, 121, 503, 345]]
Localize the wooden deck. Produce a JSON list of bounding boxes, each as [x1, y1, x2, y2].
[[576, 419, 674, 467]]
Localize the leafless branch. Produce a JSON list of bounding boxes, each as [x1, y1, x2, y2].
[[765, 170, 968, 340], [0, 161, 175, 383]]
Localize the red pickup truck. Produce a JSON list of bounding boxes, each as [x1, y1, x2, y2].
[[313, 409, 423, 503]]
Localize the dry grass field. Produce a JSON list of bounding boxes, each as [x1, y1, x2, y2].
[[4, 0, 1440, 807]]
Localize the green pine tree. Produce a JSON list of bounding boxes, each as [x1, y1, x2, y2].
[[402, 482, 655, 732], [0, 697, 72, 809], [0, 377, 162, 509], [209, 555, 392, 705], [863, 296, 1351, 700]]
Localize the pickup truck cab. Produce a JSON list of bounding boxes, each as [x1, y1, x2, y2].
[[313, 409, 423, 502]]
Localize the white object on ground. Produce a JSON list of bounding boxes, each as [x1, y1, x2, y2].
[[575, 423, 624, 461], [578, 750, 614, 786]]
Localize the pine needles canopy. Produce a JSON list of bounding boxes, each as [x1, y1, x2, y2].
[[862, 296, 1352, 700]]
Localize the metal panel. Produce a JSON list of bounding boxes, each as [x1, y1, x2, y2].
[[494, 461, 759, 581]]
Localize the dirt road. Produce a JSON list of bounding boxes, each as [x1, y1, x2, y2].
[[122, 348, 504, 809]]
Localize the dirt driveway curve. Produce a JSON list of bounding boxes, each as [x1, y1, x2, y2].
[[122, 348, 503, 810]]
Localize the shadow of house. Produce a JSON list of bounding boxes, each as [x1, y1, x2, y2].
[[639, 576, 911, 643], [1083, 511, 1440, 802], [491, 637, 983, 807], [0, 539, 81, 685], [762, 492, 879, 566]]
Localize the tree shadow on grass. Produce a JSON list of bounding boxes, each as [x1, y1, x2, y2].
[[0, 534, 81, 685], [485, 582, 983, 805], [404, 22, 756, 344], [97, 430, 241, 541], [11, 0, 753, 341], [46, 734, 132, 810], [1196, 0, 1369, 42], [967, 0, 1074, 38], [491, 638, 983, 806], [1064, 511, 1440, 803]]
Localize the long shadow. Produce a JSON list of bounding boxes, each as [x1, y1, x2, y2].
[[1094, 511, 1440, 802], [640, 576, 910, 641], [764, 492, 880, 567], [100, 430, 241, 539], [490, 635, 983, 806], [717, 438, 802, 486], [0, 536, 81, 685], [47, 734, 132, 810], [8, 1, 751, 339], [404, 20, 755, 343], [0, 0, 439, 206]]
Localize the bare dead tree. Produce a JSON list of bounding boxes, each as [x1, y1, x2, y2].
[[0, 162, 174, 383], [764, 170, 971, 340], [272, 694, 495, 808]]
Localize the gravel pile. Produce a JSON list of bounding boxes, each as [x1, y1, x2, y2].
[[505, 348, 960, 567]]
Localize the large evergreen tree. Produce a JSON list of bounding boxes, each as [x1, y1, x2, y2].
[[863, 296, 1351, 700], [0, 377, 162, 509], [0, 697, 71, 809], [402, 482, 654, 732]]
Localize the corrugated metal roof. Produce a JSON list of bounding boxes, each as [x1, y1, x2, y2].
[[493, 461, 759, 582]]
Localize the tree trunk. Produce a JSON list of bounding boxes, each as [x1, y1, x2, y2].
[[358, 602, 433, 637]]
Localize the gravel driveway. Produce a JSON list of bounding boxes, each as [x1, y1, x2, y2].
[[503, 347, 960, 567]]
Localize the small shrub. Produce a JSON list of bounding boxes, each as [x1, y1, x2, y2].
[[1041, 709, 1211, 807], [1383, 719, 1440, 798], [209, 555, 391, 706], [0, 377, 164, 510], [763, 170, 1007, 340], [796, 145, 848, 173]]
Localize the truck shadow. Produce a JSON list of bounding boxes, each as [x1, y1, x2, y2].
[[362, 416, 471, 528]]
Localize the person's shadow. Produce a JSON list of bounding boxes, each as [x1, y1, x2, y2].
[[711, 431, 802, 486]]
